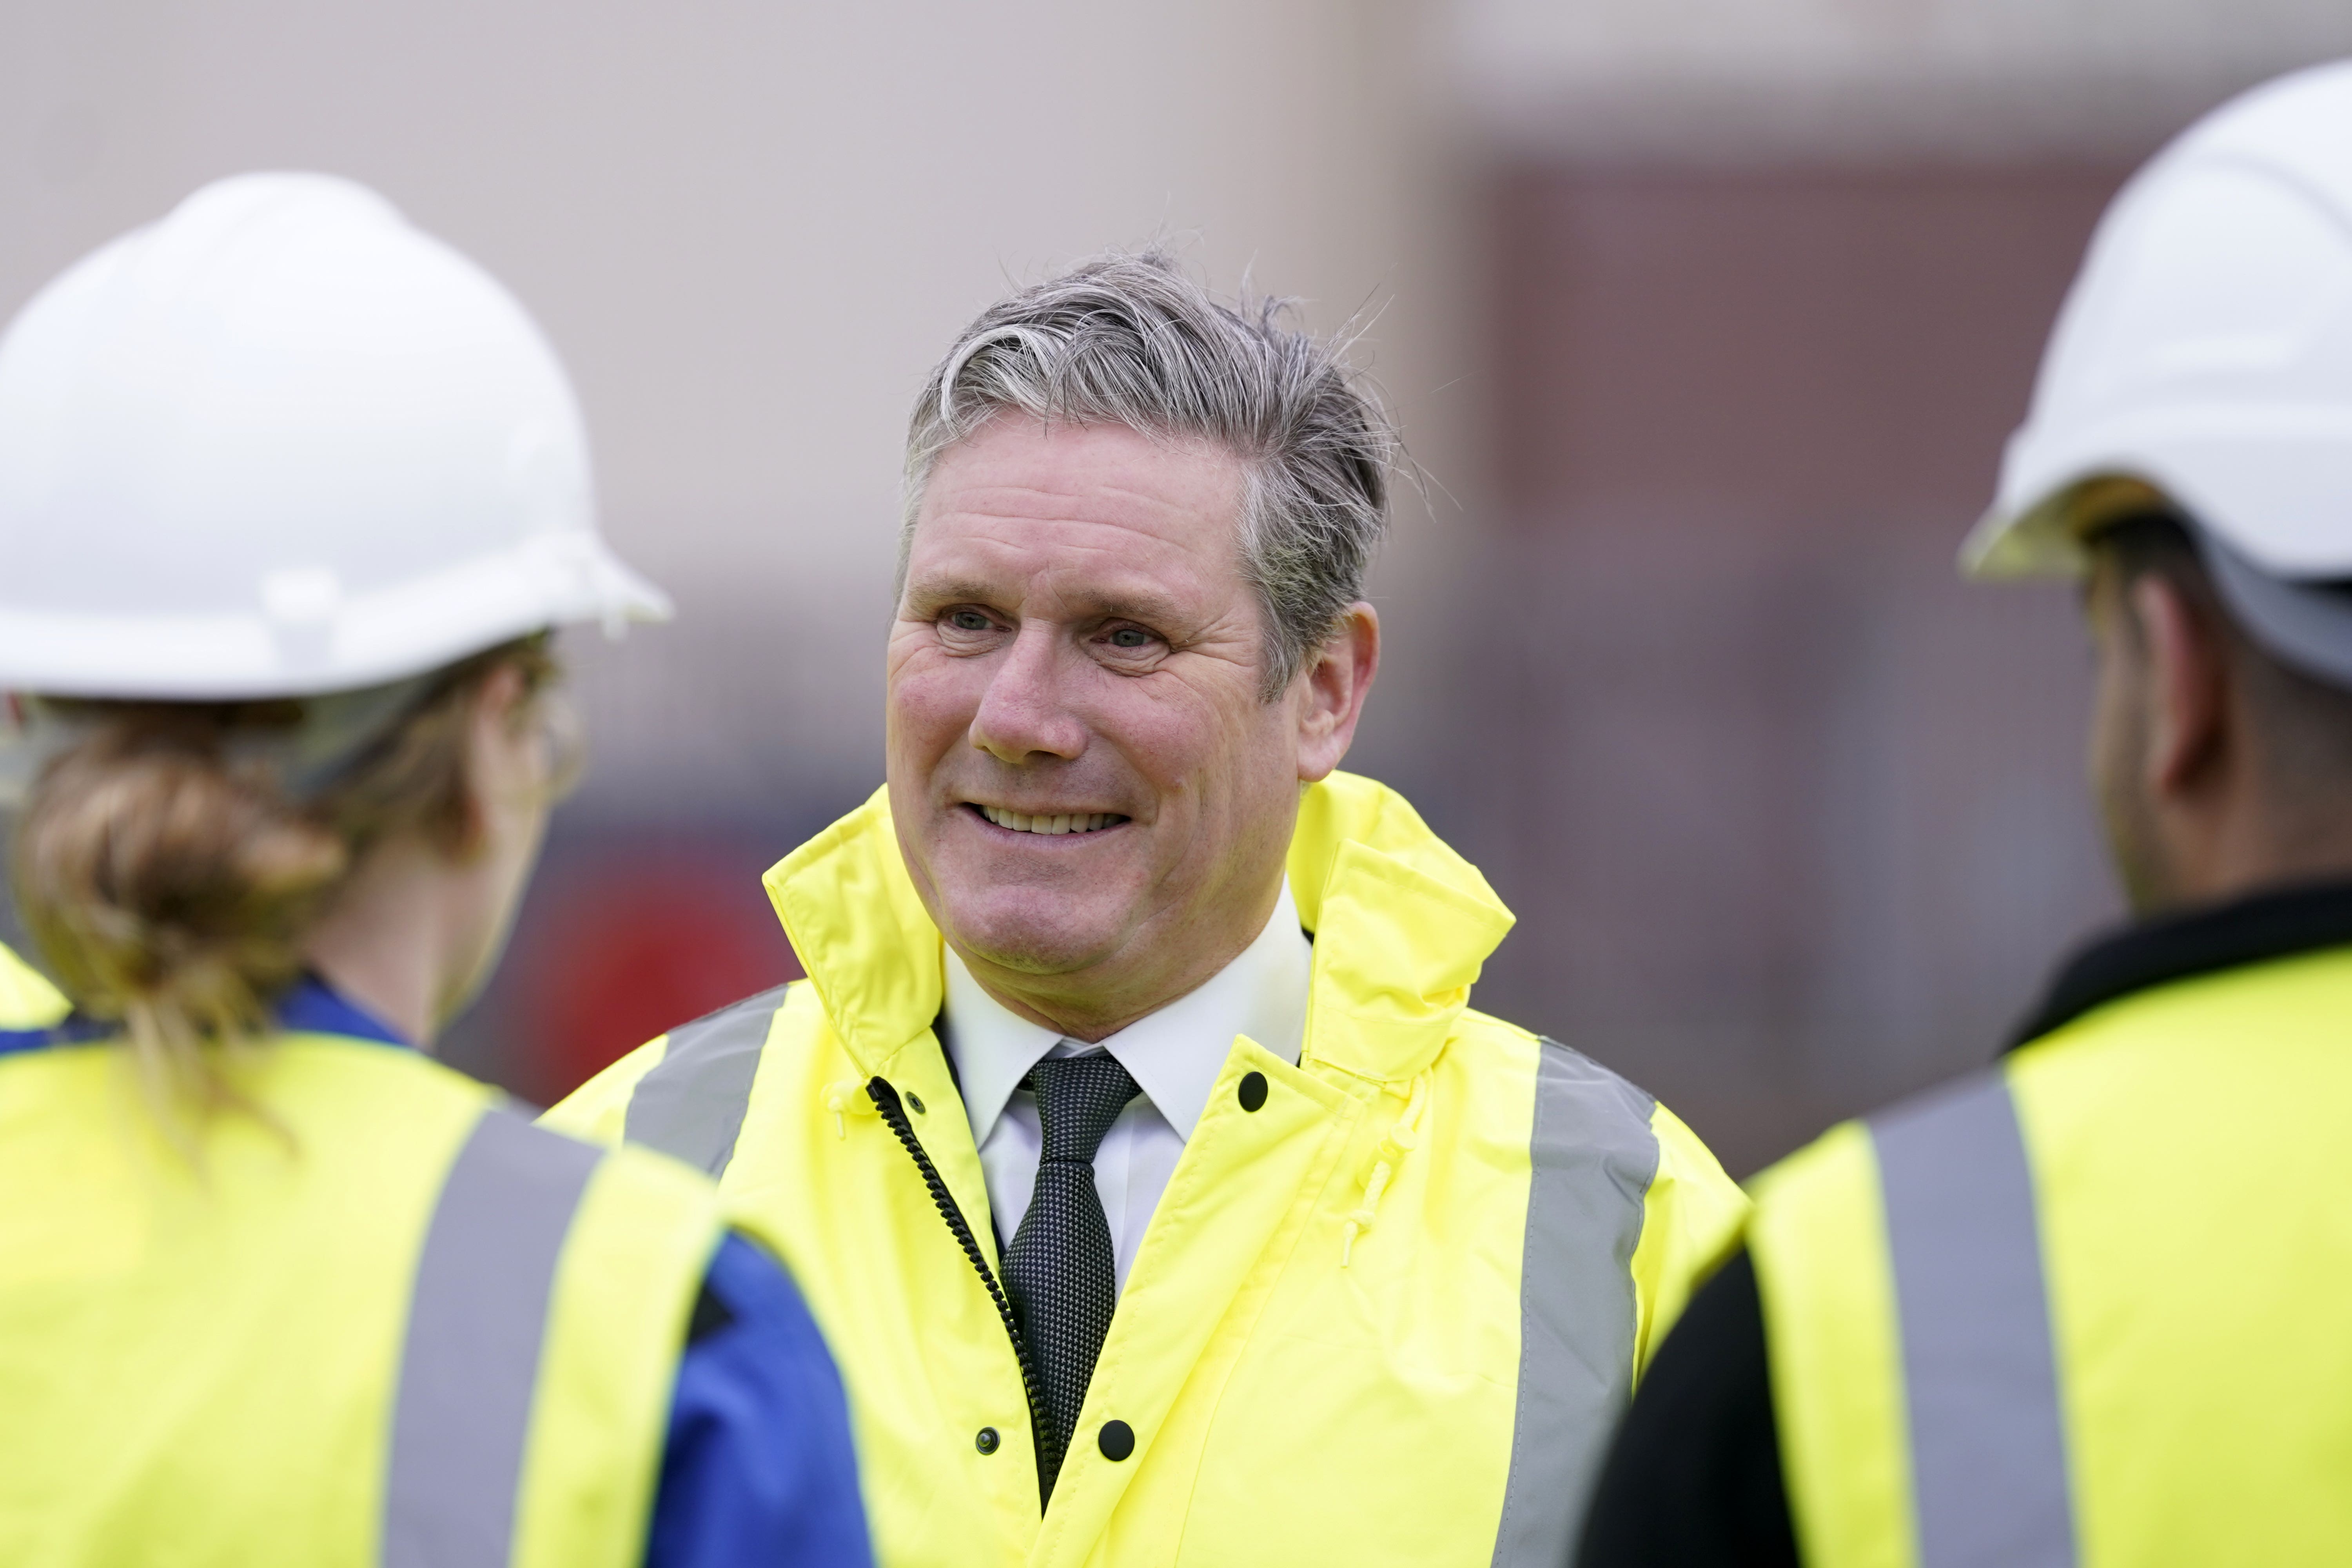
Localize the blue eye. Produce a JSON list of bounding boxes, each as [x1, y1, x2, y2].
[[1108, 628, 1149, 649], [947, 610, 993, 632]]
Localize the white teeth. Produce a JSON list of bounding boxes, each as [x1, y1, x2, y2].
[[980, 805, 1120, 835]]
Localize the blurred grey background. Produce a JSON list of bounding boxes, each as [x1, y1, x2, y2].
[[6, 0, 2350, 1171]]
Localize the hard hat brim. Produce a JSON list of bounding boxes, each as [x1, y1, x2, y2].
[[1959, 494, 2086, 581], [1967, 404, 2352, 586], [1965, 457, 2352, 691], [0, 533, 673, 701]]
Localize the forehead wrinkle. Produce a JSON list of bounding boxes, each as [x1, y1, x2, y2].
[[909, 430, 1253, 633], [912, 496, 1234, 589], [917, 513, 1207, 577], [936, 479, 1236, 550], [924, 424, 1245, 524], [913, 511, 1228, 611], [898, 505, 1232, 597]]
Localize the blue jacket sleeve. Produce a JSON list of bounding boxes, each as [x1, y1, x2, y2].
[[645, 1232, 873, 1568]]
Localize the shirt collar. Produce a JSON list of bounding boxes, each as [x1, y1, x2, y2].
[[2007, 877, 2352, 1050], [942, 878, 1314, 1148]]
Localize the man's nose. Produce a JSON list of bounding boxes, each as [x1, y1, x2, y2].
[[968, 624, 1088, 764]]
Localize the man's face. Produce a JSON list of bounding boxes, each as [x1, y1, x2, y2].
[[886, 416, 1309, 1018]]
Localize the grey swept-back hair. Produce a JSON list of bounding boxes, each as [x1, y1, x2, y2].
[[901, 249, 1397, 697]]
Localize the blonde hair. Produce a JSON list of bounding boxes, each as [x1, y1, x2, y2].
[[9, 637, 559, 1132]]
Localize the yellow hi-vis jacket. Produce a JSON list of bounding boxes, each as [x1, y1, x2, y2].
[[0, 940, 66, 1031], [547, 770, 1749, 1568], [0, 1020, 726, 1568], [1748, 897, 2352, 1567]]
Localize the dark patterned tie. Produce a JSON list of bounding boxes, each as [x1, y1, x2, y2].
[[1002, 1051, 1139, 1489]]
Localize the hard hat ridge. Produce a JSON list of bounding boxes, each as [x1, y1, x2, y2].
[[1966, 58, 2352, 589], [0, 171, 670, 701], [2198, 527, 2352, 690]]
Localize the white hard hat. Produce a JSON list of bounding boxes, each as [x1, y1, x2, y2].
[[0, 172, 670, 700], [1966, 60, 2352, 585]]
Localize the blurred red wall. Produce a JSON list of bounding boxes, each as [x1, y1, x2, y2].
[[449, 834, 806, 1107]]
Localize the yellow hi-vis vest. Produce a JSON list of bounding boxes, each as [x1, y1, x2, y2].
[[1749, 945, 2352, 1568], [0, 941, 67, 1030], [546, 770, 1749, 1568], [0, 1029, 727, 1568]]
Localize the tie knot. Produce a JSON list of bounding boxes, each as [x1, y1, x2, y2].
[[1027, 1052, 1139, 1163]]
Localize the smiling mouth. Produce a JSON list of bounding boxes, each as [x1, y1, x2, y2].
[[970, 803, 1130, 836]]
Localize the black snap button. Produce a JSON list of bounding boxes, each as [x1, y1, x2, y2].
[[975, 1426, 1000, 1455], [1098, 1419, 1135, 1461], [1238, 1071, 1268, 1112], [907, 1091, 927, 1115]]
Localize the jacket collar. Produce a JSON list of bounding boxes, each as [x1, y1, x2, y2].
[[762, 770, 1516, 1087], [2009, 877, 2352, 1050], [3, 973, 408, 1057], [941, 877, 1311, 1147]]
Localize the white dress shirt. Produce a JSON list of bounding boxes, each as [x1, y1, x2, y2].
[[940, 879, 1313, 1293]]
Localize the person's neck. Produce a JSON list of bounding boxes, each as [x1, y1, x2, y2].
[[958, 895, 1281, 1044], [2144, 786, 2352, 915], [299, 841, 454, 1049]]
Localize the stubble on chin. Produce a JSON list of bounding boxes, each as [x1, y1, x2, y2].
[[936, 879, 1122, 980]]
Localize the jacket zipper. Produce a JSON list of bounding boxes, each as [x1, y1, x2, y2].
[[865, 1074, 1062, 1504]]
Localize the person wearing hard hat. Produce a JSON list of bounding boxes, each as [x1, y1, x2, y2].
[[0, 175, 872, 1567], [1576, 59, 2352, 1568]]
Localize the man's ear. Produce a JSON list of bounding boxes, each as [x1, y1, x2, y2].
[[452, 661, 534, 858], [2132, 573, 2229, 801], [1295, 602, 1380, 783]]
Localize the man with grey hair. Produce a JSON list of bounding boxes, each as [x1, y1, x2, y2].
[[550, 251, 1746, 1567]]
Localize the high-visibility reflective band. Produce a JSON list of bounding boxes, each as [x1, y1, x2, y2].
[[383, 1105, 603, 1568], [622, 985, 786, 1176], [1870, 1073, 2076, 1568], [1489, 1037, 1659, 1568]]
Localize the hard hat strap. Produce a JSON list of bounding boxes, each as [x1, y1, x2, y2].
[[0, 668, 443, 811]]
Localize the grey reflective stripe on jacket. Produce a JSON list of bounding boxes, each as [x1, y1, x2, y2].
[[1490, 1037, 1661, 1568], [1869, 1072, 2076, 1568], [383, 1104, 604, 1568], [622, 985, 790, 1176]]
